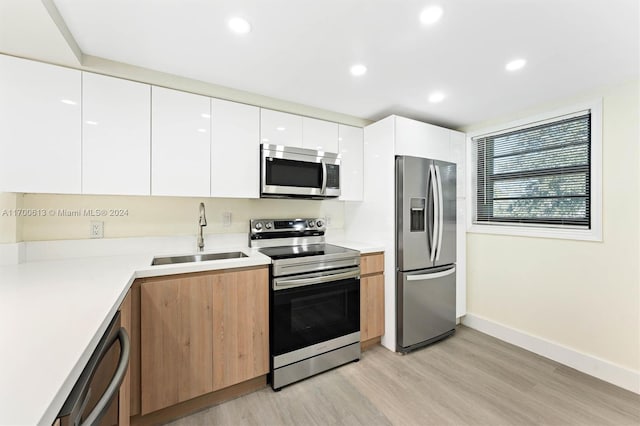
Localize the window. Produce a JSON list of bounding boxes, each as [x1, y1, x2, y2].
[[469, 101, 602, 241]]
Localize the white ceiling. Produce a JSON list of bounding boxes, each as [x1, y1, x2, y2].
[[48, 0, 640, 128]]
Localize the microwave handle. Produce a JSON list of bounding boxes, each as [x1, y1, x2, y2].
[[321, 160, 327, 194]]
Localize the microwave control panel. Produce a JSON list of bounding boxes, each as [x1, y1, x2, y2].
[[326, 164, 340, 188]]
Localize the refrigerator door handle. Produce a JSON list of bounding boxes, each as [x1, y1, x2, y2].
[[434, 164, 444, 261], [428, 164, 438, 263], [406, 266, 456, 281]]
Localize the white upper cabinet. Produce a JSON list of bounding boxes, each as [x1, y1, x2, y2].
[[0, 55, 81, 193], [260, 109, 303, 147], [211, 99, 260, 198], [302, 117, 339, 153], [450, 130, 466, 198], [338, 125, 364, 201], [152, 87, 211, 197], [395, 116, 452, 162], [82, 73, 151, 195]]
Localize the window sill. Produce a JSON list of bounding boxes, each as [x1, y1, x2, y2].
[[468, 223, 602, 242]]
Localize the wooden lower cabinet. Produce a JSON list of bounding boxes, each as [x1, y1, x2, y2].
[[138, 267, 268, 415], [211, 270, 269, 390], [360, 253, 385, 344], [360, 274, 385, 341]]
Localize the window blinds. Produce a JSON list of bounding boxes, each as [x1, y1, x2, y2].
[[474, 113, 591, 227]]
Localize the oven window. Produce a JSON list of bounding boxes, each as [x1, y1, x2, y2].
[[265, 158, 323, 188], [272, 278, 360, 356]]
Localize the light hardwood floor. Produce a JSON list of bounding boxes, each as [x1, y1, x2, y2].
[[166, 326, 640, 426]]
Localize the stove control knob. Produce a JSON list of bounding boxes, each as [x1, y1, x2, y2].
[[316, 219, 324, 228], [254, 222, 263, 230], [307, 219, 316, 227], [265, 222, 272, 230]]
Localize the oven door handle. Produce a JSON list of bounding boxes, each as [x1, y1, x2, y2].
[[274, 269, 360, 290]]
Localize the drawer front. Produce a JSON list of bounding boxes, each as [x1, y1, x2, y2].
[[360, 253, 384, 276]]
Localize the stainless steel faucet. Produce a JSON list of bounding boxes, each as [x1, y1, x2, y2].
[[197, 202, 207, 251]]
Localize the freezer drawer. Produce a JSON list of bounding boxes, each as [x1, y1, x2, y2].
[[397, 265, 456, 351]]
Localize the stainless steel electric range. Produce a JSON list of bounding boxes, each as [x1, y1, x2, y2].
[[249, 218, 361, 391]]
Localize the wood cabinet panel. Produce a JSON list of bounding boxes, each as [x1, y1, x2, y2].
[[140, 276, 214, 414], [360, 253, 384, 276], [212, 268, 269, 390], [137, 267, 269, 415], [360, 274, 385, 341]]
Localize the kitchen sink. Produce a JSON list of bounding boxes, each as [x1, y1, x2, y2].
[[151, 251, 248, 266]]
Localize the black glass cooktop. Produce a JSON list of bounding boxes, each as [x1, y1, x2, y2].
[[259, 243, 356, 260]]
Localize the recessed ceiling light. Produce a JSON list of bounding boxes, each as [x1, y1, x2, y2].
[[428, 92, 446, 103], [276, 126, 286, 131], [350, 64, 367, 77], [228, 17, 251, 34], [262, 138, 270, 142], [506, 58, 526, 71], [420, 5, 443, 25], [85, 120, 99, 125], [201, 113, 211, 118], [197, 128, 207, 133], [60, 99, 76, 105]]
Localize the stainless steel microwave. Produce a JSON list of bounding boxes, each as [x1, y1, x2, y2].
[[261, 144, 341, 199]]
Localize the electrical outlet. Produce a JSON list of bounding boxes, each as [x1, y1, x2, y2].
[[326, 216, 332, 226], [222, 211, 232, 227], [90, 221, 104, 239]]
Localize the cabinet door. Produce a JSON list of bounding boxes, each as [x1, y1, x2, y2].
[[450, 130, 466, 198], [338, 124, 364, 201], [260, 109, 303, 147], [152, 87, 211, 196], [82, 73, 151, 195], [140, 277, 213, 414], [302, 117, 339, 152], [211, 99, 260, 198], [0, 55, 81, 193], [395, 116, 451, 162], [360, 274, 385, 341], [212, 268, 269, 390]]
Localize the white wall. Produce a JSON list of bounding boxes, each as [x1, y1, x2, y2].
[[462, 79, 639, 374]]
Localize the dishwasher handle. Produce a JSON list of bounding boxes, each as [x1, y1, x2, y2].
[[81, 328, 130, 426]]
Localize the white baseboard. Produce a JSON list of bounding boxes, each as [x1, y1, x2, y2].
[[462, 313, 640, 394]]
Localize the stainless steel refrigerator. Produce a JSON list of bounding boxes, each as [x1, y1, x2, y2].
[[396, 155, 456, 353]]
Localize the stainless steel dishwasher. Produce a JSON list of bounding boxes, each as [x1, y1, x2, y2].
[[56, 311, 130, 426]]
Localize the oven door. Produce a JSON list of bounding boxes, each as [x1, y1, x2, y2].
[[261, 144, 340, 198], [271, 267, 360, 361]]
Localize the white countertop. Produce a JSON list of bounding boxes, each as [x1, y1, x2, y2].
[[0, 237, 384, 426], [328, 240, 385, 254], [0, 248, 270, 426]]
